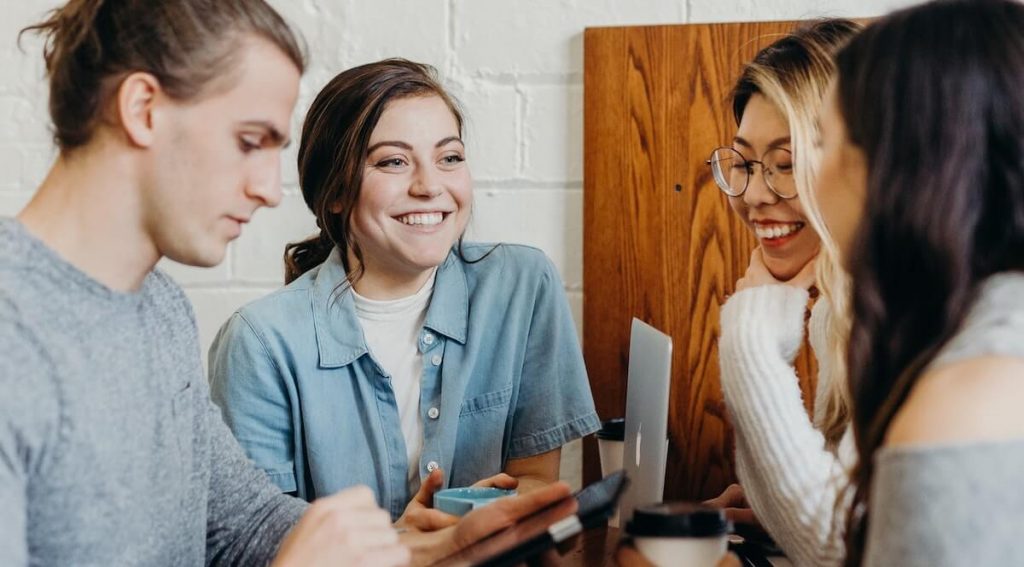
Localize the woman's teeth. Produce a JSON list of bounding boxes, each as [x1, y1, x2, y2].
[[398, 212, 444, 226], [754, 222, 803, 240]]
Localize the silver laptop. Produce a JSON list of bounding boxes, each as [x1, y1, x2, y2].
[[619, 318, 672, 525]]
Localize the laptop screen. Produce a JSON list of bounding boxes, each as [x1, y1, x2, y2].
[[619, 318, 672, 524]]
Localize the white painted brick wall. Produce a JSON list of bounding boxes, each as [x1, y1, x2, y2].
[[524, 84, 584, 182], [449, 80, 519, 180], [3, 0, 919, 489], [466, 189, 583, 288]]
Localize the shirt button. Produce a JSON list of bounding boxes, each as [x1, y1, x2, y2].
[[431, 354, 442, 366], [428, 407, 440, 419], [426, 461, 440, 473], [423, 333, 435, 345]]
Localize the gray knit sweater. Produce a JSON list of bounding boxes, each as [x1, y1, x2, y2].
[[865, 272, 1024, 566], [0, 218, 306, 566]]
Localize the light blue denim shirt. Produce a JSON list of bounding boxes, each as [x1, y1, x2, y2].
[[208, 243, 599, 519]]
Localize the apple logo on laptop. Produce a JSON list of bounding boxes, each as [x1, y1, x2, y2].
[[635, 422, 643, 467]]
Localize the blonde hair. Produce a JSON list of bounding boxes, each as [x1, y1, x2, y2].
[[731, 19, 861, 446]]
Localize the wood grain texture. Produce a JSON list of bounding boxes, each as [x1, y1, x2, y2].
[[583, 21, 818, 501]]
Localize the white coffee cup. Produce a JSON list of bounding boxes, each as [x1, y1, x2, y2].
[[596, 418, 626, 526], [598, 438, 624, 477], [596, 418, 626, 477], [626, 503, 731, 567]]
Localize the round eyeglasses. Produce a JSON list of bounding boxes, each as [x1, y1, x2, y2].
[[705, 146, 797, 199]]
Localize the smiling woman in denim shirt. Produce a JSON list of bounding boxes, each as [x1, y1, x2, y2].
[[208, 58, 600, 527]]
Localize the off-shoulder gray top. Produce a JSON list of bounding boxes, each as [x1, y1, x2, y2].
[[865, 272, 1024, 566]]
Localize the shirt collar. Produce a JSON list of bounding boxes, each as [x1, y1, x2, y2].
[[311, 248, 469, 368], [423, 250, 468, 345], [310, 248, 365, 368]]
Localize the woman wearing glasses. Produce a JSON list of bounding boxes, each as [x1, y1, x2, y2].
[[703, 20, 860, 566]]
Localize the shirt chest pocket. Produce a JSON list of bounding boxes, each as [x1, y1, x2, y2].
[[454, 386, 514, 477], [459, 386, 513, 418]]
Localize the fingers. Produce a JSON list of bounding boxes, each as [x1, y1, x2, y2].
[[361, 546, 411, 567], [703, 483, 734, 505], [402, 508, 460, 531], [318, 485, 378, 509], [751, 246, 765, 265], [457, 482, 574, 545], [412, 468, 445, 507], [275, 486, 410, 567], [471, 494, 576, 548], [315, 514, 405, 563], [306, 544, 410, 567], [472, 473, 519, 489], [321, 507, 394, 538], [729, 483, 747, 506], [397, 471, 455, 532], [705, 485, 756, 528], [703, 483, 744, 508], [307, 487, 393, 539], [737, 246, 819, 292], [724, 507, 757, 525], [703, 495, 726, 507], [487, 481, 571, 522], [736, 247, 781, 291], [306, 486, 386, 527], [344, 524, 401, 548], [748, 247, 771, 276], [789, 253, 818, 289]]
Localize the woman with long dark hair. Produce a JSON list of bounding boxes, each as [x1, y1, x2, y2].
[[815, 0, 1024, 563], [208, 59, 599, 527]]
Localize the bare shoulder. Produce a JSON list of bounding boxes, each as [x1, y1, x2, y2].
[[885, 356, 1024, 447]]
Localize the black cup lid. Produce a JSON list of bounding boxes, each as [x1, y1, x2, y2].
[[595, 418, 625, 440], [626, 503, 731, 538]]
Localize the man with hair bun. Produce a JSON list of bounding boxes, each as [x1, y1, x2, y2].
[[0, 1, 570, 565]]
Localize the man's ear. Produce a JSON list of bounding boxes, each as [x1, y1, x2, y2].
[[116, 72, 162, 148]]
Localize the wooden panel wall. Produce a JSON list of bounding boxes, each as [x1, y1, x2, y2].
[[582, 21, 818, 501]]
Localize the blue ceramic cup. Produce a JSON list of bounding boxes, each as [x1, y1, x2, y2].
[[433, 487, 517, 517]]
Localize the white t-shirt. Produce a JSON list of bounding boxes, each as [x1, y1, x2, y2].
[[352, 272, 435, 495]]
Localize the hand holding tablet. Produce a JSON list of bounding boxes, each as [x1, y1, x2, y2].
[[399, 480, 574, 566], [398, 470, 522, 532], [429, 470, 629, 566]]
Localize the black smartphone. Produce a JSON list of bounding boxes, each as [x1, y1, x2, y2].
[[430, 470, 629, 567]]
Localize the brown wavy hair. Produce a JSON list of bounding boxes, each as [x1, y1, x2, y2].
[[21, 0, 305, 152], [285, 58, 466, 285], [835, 0, 1024, 563]]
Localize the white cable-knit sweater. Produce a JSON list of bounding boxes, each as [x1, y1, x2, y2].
[[718, 285, 856, 567]]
